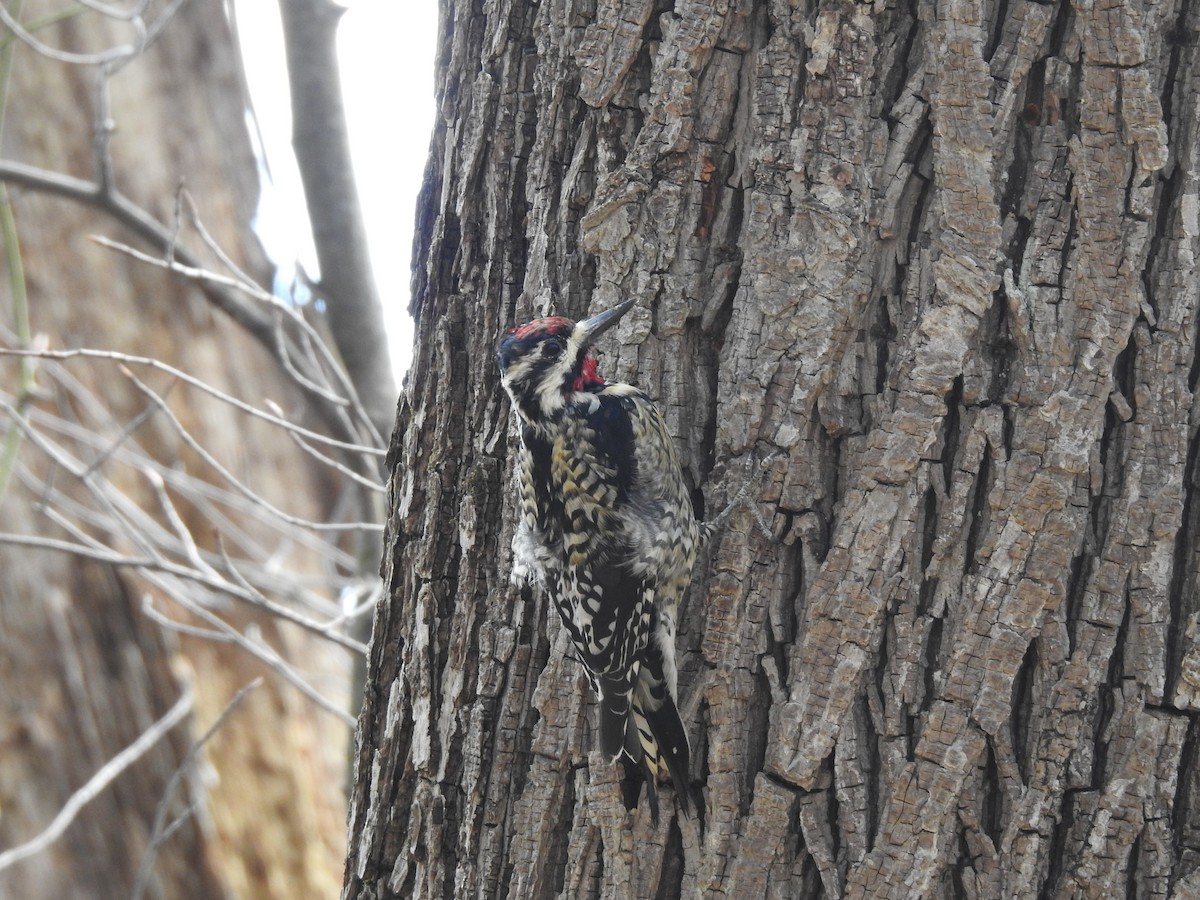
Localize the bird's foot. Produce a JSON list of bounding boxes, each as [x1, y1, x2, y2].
[[701, 449, 782, 544]]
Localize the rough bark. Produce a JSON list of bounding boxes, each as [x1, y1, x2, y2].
[[0, 3, 348, 897], [347, 0, 1200, 897]]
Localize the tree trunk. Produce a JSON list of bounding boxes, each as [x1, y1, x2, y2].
[[280, 0, 397, 440], [346, 0, 1200, 897]]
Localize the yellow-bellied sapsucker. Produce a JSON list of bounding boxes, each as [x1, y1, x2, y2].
[[498, 298, 697, 820]]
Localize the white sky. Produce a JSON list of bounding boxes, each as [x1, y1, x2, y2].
[[235, 1, 438, 382]]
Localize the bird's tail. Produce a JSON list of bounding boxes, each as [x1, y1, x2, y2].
[[631, 661, 692, 817], [596, 646, 692, 822], [597, 679, 632, 762]]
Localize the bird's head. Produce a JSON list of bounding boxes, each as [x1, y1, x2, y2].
[[498, 298, 636, 423]]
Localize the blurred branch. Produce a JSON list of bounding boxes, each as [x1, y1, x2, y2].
[[0, 3, 140, 65], [120, 366, 382, 532], [0, 528, 368, 655], [0, 347, 385, 457], [141, 591, 356, 725], [130, 678, 263, 900], [1, 346, 374, 604], [268, 399, 386, 494], [0, 157, 379, 455], [0, 686, 195, 873], [1, 382, 372, 653], [91, 226, 386, 451], [0, 0, 188, 67]]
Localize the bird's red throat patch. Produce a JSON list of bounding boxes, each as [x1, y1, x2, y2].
[[573, 353, 605, 391]]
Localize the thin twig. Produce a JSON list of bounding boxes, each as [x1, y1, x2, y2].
[[75, 0, 152, 24], [324, 577, 384, 629], [283, 426, 387, 494], [0, 158, 372, 448], [96, 224, 380, 450], [91, 233, 273, 301], [0, 3, 138, 65], [142, 595, 233, 642], [265, 396, 384, 494], [13, 392, 364, 572], [91, 232, 381, 451], [141, 466, 220, 578], [3, 396, 164, 559], [130, 678, 261, 900], [265, 266, 385, 450], [142, 582, 356, 726], [9, 393, 360, 587], [215, 532, 260, 594], [112, 0, 191, 73], [181, 187, 267, 299], [0, 347, 385, 455], [0, 531, 368, 654], [0, 687, 195, 873], [0, 0, 187, 68], [271, 306, 349, 405], [79, 381, 175, 478], [119, 367, 381, 532]]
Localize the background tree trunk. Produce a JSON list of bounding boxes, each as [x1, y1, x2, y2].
[[347, 0, 1200, 897], [280, 0, 396, 440], [0, 3, 354, 897]]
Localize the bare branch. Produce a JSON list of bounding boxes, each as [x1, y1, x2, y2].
[[141, 595, 233, 642], [91, 232, 273, 302], [0, 530, 368, 654], [119, 366, 382, 533], [130, 678, 262, 900], [140, 584, 356, 726], [0, 347, 385, 456], [324, 577, 384, 630], [94, 227, 384, 450], [269, 403, 387, 495], [0, 4, 140, 65], [0, 159, 380, 449], [180, 187, 267, 302], [78, 390, 165, 479], [0, 0, 189, 68], [270, 305, 351, 406], [75, 0, 151, 24], [15, 416, 357, 589], [0, 156, 104, 202], [0, 687, 195, 873], [272, 297, 387, 450], [141, 466, 219, 578], [128, 0, 191, 57], [6, 375, 363, 596]]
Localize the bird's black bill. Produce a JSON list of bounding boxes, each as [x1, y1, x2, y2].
[[577, 298, 637, 345]]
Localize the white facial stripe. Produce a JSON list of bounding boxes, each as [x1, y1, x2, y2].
[[530, 334, 582, 416], [502, 329, 595, 423]]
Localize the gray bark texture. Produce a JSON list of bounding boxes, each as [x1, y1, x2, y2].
[[347, 0, 1200, 897]]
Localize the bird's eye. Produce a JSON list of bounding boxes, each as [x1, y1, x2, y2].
[[542, 339, 564, 359]]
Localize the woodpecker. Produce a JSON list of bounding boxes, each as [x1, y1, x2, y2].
[[498, 298, 697, 820]]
